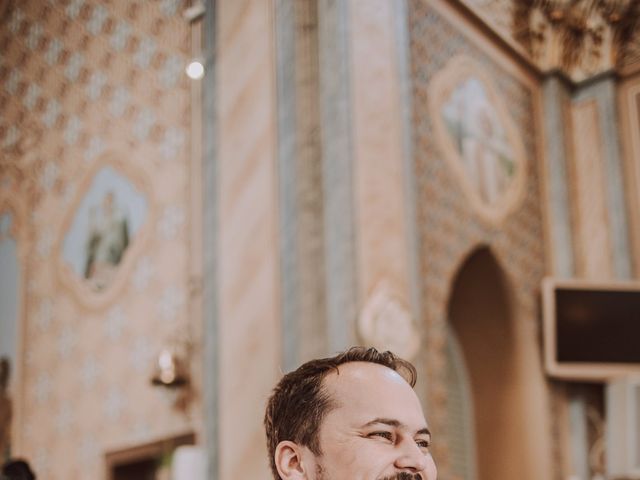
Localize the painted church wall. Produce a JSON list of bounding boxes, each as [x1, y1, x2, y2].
[[3, 1, 639, 479], [0, 1, 201, 478], [348, 0, 422, 364], [215, 0, 281, 478], [350, 0, 410, 305], [540, 73, 636, 479], [568, 78, 632, 281], [408, 1, 553, 479], [619, 73, 640, 277]]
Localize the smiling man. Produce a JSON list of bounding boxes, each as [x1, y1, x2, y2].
[[264, 347, 437, 480]]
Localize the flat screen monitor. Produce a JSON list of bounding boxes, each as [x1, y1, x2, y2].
[[543, 277, 640, 381]]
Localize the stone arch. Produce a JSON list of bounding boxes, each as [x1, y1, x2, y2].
[[445, 245, 531, 480]]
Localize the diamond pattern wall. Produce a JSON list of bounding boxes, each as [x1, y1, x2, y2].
[[408, 1, 553, 478]]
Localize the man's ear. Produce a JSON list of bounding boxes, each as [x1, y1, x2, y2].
[[274, 441, 311, 479]]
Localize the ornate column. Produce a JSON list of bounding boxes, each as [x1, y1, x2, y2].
[[347, 0, 422, 365], [274, 0, 328, 370], [215, 0, 281, 478], [201, 0, 218, 477], [318, 0, 359, 353]]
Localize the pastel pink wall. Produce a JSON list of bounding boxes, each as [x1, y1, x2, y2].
[[0, 1, 201, 478]]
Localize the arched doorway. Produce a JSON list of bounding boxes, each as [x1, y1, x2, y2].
[[446, 247, 529, 480]]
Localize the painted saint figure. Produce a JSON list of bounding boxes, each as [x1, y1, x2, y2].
[[462, 104, 513, 206], [84, 190, 129, 291], [441, 77, 516, 209]]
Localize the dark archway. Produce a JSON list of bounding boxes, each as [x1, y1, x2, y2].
[[446, 246, 528, 480]]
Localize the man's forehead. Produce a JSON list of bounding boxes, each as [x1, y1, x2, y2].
[[321, 362, 427, 424], [323, 361, 408, 386]]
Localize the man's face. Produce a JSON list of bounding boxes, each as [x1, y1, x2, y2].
[[301, 362, 437, 480]]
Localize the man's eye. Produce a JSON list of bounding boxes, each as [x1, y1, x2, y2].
[[416, 439, 431, 449], [369, 431, 393, 441]]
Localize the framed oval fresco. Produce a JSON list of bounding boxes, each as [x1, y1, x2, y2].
[[54, 153, 155, 310], [429, 55, 527, 224]]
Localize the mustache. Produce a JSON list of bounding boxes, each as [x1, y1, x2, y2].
[[380, 474, 423, 480]]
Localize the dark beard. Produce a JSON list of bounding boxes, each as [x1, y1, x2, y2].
[[380, 474, 423, 480], [315, 464, 422, 480]]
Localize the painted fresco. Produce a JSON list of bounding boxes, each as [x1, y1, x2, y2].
[[62, 166, 148, 293], [441, 77, 515, 206], [429, 55, 527, 224]]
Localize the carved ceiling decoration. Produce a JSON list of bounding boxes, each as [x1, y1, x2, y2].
[[513, 0, 640, 80], [459, 0, 640, 81], [620, 31, 640, 73]]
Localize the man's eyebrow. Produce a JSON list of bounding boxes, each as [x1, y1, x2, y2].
[[363, 418, 402, 428], [362, 418, 431, 436]]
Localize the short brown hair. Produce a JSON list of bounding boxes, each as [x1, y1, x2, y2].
[[263, 346, 417, 480]]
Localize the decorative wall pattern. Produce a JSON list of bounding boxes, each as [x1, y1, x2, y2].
[[409, 1, 552, 478], [458, 0, 514, 46], [0, 1, 199, 479]]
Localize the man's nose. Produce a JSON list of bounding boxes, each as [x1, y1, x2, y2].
[[394, 438, 429, 472]]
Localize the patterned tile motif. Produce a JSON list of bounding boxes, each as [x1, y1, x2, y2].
[[460, 0, 514, 39], [0, 1, 198, 479], [408, 1, 549, 478]]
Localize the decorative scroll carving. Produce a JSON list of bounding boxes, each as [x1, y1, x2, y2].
[[358, 281, 420, 361]]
